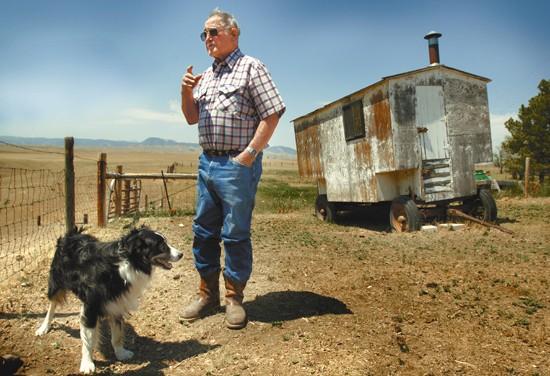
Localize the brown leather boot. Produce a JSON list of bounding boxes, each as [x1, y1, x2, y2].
[[180, 271, 220, 321], [224, 276, 247, 329]]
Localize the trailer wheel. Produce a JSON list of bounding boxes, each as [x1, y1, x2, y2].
[[469, 189, 497, 222], [315, 194, 336, 223], [389, 196, 421, 232]]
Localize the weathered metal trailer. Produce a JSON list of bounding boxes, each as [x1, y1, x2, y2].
[[292, 32, 497, 231]]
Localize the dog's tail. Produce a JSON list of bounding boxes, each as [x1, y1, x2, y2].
[[45, 228, 84, 301]]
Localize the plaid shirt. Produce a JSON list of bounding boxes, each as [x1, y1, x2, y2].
[[194, 48, 285, 151]]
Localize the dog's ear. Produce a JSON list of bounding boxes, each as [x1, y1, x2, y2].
[[127, 227, 140, 237], [122, 228, 143, 251], [121, 230, 153, 273]]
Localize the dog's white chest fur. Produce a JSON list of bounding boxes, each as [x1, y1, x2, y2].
[[104, 261, 152, 318]]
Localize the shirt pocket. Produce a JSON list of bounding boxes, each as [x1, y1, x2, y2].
[[215, 84, 242, 114], [195, 85, 208, 105]]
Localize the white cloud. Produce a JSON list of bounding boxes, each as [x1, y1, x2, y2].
[[490, 112, 516, 152], [112, 101, 184, 125], [120, 106, 182, 124], [168, 100, 180, 112]]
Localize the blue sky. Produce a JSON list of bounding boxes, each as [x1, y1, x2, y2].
[[1, 0, 548, 151]]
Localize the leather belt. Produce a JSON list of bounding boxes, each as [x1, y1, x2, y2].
[[203, 149, 241, 157]]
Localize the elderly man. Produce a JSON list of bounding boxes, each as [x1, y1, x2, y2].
[[180, 8, 285, 329]]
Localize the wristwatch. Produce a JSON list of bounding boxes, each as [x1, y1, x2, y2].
[[245, 146, 258, 158]]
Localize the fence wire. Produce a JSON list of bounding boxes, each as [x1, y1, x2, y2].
[[0, 167, 97, 282], [0, 142, 293, 281]]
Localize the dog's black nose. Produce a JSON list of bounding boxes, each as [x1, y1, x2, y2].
[[170, 247, 184, 261]]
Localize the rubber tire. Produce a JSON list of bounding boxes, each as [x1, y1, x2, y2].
[[315, 194, 336, 223], [389, 196, 421, 232], [478, 189, 497, 222]]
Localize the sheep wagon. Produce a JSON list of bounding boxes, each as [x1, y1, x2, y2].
[[292, 32, 497, 231]]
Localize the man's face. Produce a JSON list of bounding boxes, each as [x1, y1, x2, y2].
[[203, 16, 238, 60]]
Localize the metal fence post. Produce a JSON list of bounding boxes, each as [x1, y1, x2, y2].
[[64, 137, 75, 233]]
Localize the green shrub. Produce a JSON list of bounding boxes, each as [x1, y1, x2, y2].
[[256, 180, 316, 213]]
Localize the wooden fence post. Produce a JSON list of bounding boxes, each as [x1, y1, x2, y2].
[[123, 179, 130, 214], [97, 153, 107, 227], [132, 179, 138, 212], [161, 170, 172, 212], [115, 165, 123, 217], [524, 157, 530, 198], [65, 137, 75, 234]]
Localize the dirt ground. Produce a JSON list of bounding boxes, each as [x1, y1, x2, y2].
[[1, 197, 549, 375]]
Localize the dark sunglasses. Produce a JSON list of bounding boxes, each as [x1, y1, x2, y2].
[[200, 28, 220, 41]]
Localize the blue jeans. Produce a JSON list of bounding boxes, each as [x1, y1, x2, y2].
[[192, 152, 262, 283]]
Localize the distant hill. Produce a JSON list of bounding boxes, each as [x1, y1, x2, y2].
[[263, 145, 297, 158], [0, 135, 296, 158]]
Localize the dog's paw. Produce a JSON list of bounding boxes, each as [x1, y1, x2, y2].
[[114, 348, 134, 361], [35, 323, 49, 336], [79, 358, 96, 374]]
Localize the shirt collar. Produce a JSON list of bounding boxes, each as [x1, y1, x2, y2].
[[212, 48, 243, 71]]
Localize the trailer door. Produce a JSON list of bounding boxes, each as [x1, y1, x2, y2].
[[415, 86, 448, 160]]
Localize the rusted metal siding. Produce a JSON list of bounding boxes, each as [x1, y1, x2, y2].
[[292, 64, 492, 205], [321, 86, 393, 203], [443, 73, 492, 163], [294, 119, 323, 178], [320, 113, 354, 202], [448, 137, 476, 197], [388, 80, 421, 171], [313, 91, 382, 203], [365, 88, 396, 173]]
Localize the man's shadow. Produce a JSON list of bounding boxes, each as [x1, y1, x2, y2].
[[245, 290, 352, 323]]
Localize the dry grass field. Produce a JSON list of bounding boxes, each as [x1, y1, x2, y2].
[[0, 146, 549, 375]]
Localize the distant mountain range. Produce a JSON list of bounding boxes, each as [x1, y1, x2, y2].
[[0, 136, 297, 158]]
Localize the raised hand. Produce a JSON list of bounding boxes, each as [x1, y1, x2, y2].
[[181, 65, 202, 92]]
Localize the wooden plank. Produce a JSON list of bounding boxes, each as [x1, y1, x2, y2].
[[106, 172, 197, 180], [447, 209, 513, 235]]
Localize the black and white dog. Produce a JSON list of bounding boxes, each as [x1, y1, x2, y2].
[[35, 226, 182, 374]]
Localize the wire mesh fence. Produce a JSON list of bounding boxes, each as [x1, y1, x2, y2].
[[139, 178, 197, 215], [0, 167, 97, 282], [0, 143, 199, 282], [106, 176, 197, 220]]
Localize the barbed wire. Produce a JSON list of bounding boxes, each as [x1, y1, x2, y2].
[[0, 140, 97, 161]]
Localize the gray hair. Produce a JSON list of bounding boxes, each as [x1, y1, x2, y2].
[[208, 8, 240, 36]]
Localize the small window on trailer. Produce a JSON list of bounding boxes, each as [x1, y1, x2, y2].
[[343, 100, 366, 142]]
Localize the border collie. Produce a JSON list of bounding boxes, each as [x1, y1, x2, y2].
[[35, 226, 182, 374]]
